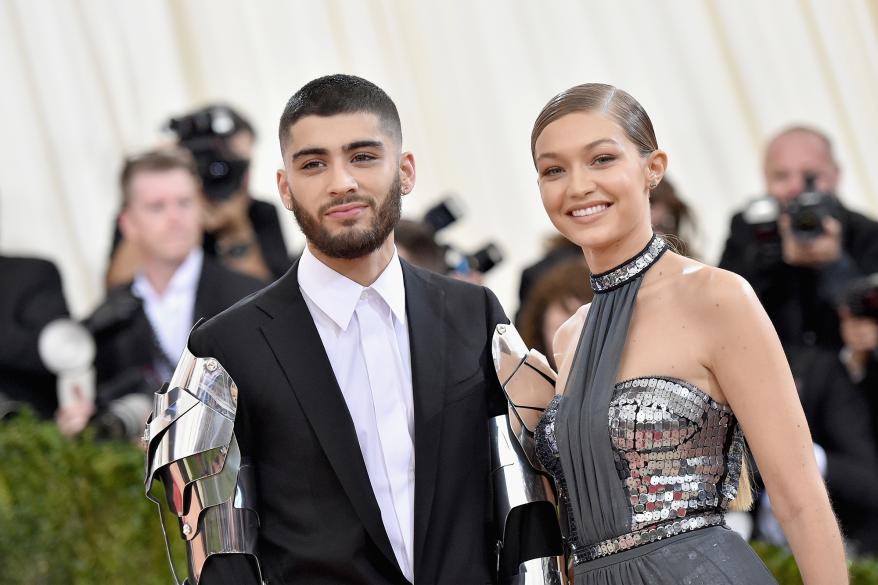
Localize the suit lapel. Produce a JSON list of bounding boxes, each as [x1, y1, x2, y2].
[[256, 264, 401, 574], [402, 263, 447, 575]]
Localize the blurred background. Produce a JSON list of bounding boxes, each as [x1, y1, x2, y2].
[[3, 1, 878, 582], [2, 0, 877, 315]]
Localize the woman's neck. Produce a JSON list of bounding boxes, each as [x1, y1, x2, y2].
[[582, 224, 654, 274]]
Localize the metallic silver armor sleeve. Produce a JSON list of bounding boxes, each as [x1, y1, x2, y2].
[[491, 324, 567, 585], [143, 347, 263, 585]]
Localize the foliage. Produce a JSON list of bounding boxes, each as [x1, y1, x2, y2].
[[0, 412, 182, 585], [2, 414, 878, 584]]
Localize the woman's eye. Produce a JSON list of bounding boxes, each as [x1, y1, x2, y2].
[[592, 154, 616, 165], [541, 167, 563, 177]]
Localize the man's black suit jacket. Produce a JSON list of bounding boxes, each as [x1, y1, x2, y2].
[[91, 256, 263, 405], [785, 345, 878, 554], [0, 256, 70, 418], [189, 259, 509, 584]]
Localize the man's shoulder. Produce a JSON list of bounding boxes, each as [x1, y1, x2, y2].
[[402, 261, 493, 301], [839, 204, 878, 268], [401, 261, 507, 327], [842, 205, 878, 236], [0, 255, 62, 284]]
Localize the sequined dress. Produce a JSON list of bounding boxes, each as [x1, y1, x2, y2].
[[534, 235, 776, 584]]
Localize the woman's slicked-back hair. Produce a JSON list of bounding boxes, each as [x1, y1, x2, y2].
[[531, 83, 658, 165]]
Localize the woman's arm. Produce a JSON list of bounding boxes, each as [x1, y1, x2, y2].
[[701, 269, 847, 584]]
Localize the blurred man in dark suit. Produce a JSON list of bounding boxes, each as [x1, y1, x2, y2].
[[57, 149, 263, 439], [0, 255, 69, 418]]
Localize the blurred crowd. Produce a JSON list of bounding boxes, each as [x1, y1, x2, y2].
[[2, 110, 877, 557]]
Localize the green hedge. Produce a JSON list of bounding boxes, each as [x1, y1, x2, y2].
[[2, 414, 877, 584], [0, 412, 183, 585]]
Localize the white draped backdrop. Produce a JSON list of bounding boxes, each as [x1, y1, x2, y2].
[[1, 0, 877, 315]]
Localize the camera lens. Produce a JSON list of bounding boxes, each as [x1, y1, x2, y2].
[[208, 160, 230, 179]]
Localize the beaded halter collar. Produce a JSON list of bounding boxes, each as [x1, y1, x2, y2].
[[589, 234, 669, 293]]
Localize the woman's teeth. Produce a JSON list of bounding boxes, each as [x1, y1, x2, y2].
[[572, 204, 608, 217]]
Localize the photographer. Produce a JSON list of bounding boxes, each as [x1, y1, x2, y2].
[[839, 274, 878, 443], [719, 126, 878, 350], [58, 149, 263, 439], [106, 104, 291, 288]]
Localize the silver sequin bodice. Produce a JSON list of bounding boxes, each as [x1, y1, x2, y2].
[[535, 376, 744, 553]]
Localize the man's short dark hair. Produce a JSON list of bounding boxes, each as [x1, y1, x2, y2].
[[278, 74, 402, 151], [120, 148, 200, 207]]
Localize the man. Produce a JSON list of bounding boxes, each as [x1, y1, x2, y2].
[[719, 126, 878, 349], [57, 149, 263, 439], [0, 255, 70, 419], [106, 105, 292, 287], [159, 75, 510, 584]]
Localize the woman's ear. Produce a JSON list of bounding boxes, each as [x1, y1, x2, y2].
[[646, 149, 668, 189]]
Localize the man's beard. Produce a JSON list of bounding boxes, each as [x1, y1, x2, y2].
[[291, 175, 402, 260]]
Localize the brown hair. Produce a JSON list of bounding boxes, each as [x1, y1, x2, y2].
[[120, 148, 200, 207], [531, 83, 658, 164], [518, 257, 593, 368]]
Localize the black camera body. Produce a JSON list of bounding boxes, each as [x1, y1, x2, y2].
[[168, 106, 249, 202], [844, 274, 878, 320], [784, 174, 838, 241], [422, 197, 504, 275]]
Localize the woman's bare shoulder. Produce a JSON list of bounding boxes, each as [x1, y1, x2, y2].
[[667, 257, 757, 309]]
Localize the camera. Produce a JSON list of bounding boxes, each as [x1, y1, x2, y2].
[[843, 273, 878, 320], [423, 197, 504, 274], [784, 174, 837, 241], [167, 105, 249, 202], [742, 195, 782, 267]]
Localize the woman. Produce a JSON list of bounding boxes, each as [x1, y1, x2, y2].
[[530, 84, 846, 584]]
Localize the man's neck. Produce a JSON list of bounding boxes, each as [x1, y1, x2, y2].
[[308, 237, 396, 287], [140, 256, 187, 297]]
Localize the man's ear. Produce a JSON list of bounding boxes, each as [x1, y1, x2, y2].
[[399, 151, 416, 195], [118, 208, 134, 240], [277, 169, 293, 211]]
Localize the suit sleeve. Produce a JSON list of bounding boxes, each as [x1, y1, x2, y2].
[[187, 320, 263, 584], [0, 260, 69, 372], [483, 286, 510, 418], [815, 358, 878, 512]]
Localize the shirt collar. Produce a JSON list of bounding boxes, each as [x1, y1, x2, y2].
[[298, 245, 407, 331], [132, 248, 203, 300]]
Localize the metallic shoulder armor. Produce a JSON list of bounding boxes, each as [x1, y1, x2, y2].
[[143, 346, 263, 585], [491, 324, 566, 585]]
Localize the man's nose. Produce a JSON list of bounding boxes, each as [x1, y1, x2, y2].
[[328, 165, 357, 196]]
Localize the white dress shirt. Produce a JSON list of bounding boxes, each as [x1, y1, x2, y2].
[[298, 246, 415, 583], [132, 248, 203, 378]]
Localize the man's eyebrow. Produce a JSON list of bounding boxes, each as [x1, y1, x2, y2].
[[291, 146, 328, 161], [343, 140, 384, 152], [536, 138, 620, 162], [291, 140, 384, 162]]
